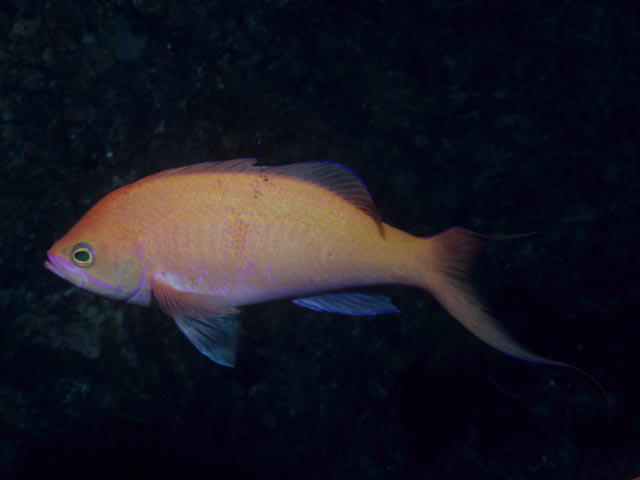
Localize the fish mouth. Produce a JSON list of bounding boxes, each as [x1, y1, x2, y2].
[[45, 252, 85, 288]]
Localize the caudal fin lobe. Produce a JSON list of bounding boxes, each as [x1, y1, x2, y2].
[[422, 227, 561, 366]]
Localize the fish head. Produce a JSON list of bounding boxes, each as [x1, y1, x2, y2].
[[45, 215, 146, 302]]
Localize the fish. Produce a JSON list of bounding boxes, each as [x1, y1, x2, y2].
[[45, 158, 557, 368]]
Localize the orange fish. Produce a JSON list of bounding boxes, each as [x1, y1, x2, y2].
[[45, 159, 556, 367]]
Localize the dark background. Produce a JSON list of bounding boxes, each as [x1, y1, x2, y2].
[[1, 0, 639, 478]]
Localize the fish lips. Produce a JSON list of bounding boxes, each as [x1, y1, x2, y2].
[[44, 252, 86, 289]]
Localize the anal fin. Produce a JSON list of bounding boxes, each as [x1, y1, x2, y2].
[[293, 292, 400, 316]]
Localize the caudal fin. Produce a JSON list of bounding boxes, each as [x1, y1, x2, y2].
[[422, 227, 561, 366], [421, 227, 612, 422]]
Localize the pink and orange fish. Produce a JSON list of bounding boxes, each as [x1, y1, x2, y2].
[[45, 159, 556, 367]]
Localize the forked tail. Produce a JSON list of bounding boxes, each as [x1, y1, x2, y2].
[[421, 227, 610, 422], [422, 227, 561, 366]]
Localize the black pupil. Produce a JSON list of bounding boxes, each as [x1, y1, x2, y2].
[[74, 250, 90, 262]]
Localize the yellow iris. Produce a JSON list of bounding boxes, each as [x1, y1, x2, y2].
[[71, 244, 95, 267]]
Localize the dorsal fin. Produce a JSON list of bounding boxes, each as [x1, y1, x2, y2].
[[270, 162, 384, 237], [146, 158, 259, 181], [143, 159, 384, 236]]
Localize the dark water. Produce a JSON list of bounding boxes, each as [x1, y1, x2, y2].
[[2, 1, 639, 478]]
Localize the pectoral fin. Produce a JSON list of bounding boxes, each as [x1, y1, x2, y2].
[[151, 273, 239, 319], [173, 314, 239, 367], [293, 292, 400, 316], [151, 274, 240, 367]]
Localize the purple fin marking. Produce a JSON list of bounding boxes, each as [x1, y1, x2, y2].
[[293, 292, 400, 316]]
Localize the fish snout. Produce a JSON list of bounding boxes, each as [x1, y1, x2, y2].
[[44, 251, 60, 274], [44, 251, 85, 288], [44, 251, 57, 272]]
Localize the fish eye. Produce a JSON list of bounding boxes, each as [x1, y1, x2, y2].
[[71, 244, 95, 267]]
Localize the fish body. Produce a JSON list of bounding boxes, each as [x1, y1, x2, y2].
[[46, 159, 553, 367], [121, 163, 421, 307]]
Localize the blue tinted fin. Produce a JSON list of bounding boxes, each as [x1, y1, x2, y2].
[[173, 314, 239, 367], [293, 292, 400, 316]]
